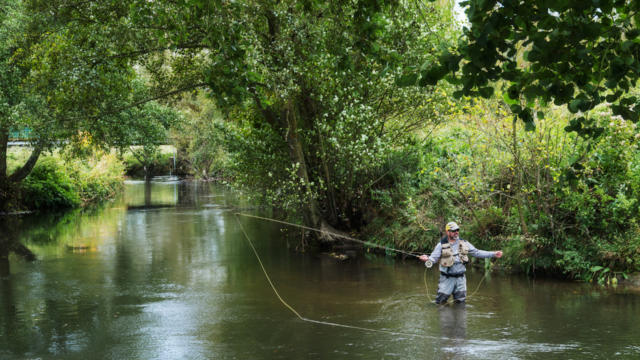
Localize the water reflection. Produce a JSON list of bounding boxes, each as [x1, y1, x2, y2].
[[439, 304, 467, 339], [0, 181, 639, 359]]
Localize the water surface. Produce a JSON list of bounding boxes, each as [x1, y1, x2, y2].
[[1, 181, 639, 359]]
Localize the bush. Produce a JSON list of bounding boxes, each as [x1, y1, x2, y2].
[[22, 157, 81, 209], [362, 96, 640, 279], [19, 150, 124, 211], [66, 152, 125, 204]]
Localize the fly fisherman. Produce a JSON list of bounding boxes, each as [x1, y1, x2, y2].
[[418, 222, 503, 304]]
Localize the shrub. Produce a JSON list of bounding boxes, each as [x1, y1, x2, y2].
[[65, 151, 125, 204], [362, 96, 640, 279], [22, 157, 81, 209], [19, 150, 124, 211]]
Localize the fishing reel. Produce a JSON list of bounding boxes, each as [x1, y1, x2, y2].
[[424, 260, 433, 268]]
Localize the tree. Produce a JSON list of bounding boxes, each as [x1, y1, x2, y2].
[[0, 0, 41, 202], [116, 102, 180, 181], [424, 0, 640, 134], [171, 92, 228, 180], [0, 0, 136, 209], [32, 0, 457, 240]]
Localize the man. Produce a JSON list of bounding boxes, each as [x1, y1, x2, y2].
[[418, 221, 503, 304]]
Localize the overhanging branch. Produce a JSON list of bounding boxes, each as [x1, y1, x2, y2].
[[87, 82, 209, 120]]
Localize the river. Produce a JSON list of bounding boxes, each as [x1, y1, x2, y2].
[[1, 181, 639, 359]]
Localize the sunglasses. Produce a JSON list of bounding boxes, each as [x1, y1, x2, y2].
[[449, 229, 459, 232]]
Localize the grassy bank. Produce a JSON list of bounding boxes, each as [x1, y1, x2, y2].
[[7, 148, 125, 211]]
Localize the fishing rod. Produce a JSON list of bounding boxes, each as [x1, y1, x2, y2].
[[234, 212, 488, 301]]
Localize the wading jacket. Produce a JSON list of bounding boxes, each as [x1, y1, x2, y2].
[[427, 238, 495, 276]]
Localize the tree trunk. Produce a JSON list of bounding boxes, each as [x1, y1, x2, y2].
[[144, 165, 151, 182], [8, 145, 43, 183], [283, 102, 342, 242], [0, 128, 24, 210], [10, 242, 36, 261], [284, 102, 321, 227], [0, 125, 8, 180], [0, 127, 9, 207]]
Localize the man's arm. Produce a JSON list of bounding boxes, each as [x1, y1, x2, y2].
[[419, 243, 442, 263], [467, 241, 502, 259]]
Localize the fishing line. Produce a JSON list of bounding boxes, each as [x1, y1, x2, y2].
[[468, 273, 487, 299], [234, 214, 437, 339], [235, 212, 488, 305], [423, 267, 436, 301], [235, 212, 419, 258]]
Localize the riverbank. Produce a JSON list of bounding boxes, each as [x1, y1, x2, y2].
[[4, 148, 124, 212]]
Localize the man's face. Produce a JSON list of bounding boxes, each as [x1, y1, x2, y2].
[[447, 229, 459, 241]]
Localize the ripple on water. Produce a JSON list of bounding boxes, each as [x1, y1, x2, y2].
[[444, 339, 580, 359]]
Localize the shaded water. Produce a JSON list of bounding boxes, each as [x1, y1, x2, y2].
[[1, 181, 639, 359]]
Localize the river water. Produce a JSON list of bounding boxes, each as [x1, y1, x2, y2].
[[1, 181, 639, 359]]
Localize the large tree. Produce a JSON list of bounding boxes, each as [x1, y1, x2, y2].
[[30, 0, 457, 239], [0, 0, 137, 208]]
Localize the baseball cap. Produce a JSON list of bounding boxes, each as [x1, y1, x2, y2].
[[445, 221, 460, 231]]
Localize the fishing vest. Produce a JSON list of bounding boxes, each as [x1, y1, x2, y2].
[[439, 240, 470, 267]]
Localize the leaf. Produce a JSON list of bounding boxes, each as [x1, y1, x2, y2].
[[627, 29, 640, 39], [590, 265, 603, 272], [478, 86, 494, 98], [419, 66, 447, 86], [396, 73, 418, 87], [503, 91, 518, 105], [568, 99, 582, 113], [439, 51, 460, 72], [507, 84, 520, 101], [621, 40, 634, 52], [524, 120, 536, 131]]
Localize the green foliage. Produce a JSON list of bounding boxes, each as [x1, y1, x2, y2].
[[21, 157, 80, 209], [100, 0, 459, 230], [1, 0, 163, 204], [363, 93, 640, 279], [19, 151, 124, 211], [16, 0, 640, 279], [65, 151, 125, 204], [122, 146, 176, 179], [170, 92, 229, 179], [425, 0, 640, 131]]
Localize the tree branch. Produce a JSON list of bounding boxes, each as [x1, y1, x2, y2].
[[87, 83, 209, 120], [8, 145, 43, 183]]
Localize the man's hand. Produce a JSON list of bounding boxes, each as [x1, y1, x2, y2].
[[494, 251, 503, 258], [418, 254, 430, 262]]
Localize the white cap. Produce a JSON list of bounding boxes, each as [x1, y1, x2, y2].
[[445, 221, 460, 231]]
